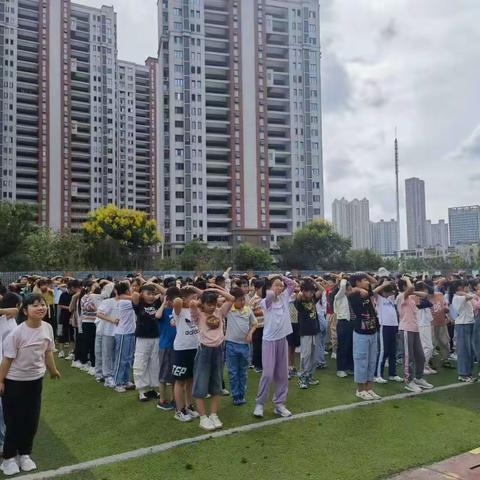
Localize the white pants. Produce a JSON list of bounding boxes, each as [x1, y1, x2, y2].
[[133, 338, 160, 391], [418, 325, 434, 365], [299, 335, 320, 381]]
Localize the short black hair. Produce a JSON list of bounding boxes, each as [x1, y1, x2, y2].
[[201, 291, 218, 305], [140, 284, 156, 293], [165, 286, 181, 301], [115, 281, 130, 295], [230, 287, 245, 300], [349, 272, 368, 288], [0, 292, 21, 309]]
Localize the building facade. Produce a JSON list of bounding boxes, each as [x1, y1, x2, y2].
[[0, 0, 160, 231], [158, 0, 324, 253], [425, 219, 449, 249], [332, 197, 371, 250], [448, 206, 480, 245], [371, 219, 399, 256], [405, 177, 427, 249]]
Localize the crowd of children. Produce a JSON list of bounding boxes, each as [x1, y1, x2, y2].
[[0, 268, 479, 475]]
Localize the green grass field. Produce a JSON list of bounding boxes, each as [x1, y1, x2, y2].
[[25, 355, 480, 480]]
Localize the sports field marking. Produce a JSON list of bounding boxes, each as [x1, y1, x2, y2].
[[16, 381, 472, 480]]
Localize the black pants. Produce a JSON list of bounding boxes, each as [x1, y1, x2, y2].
[[79, 323, 96, 366], [375, 325, 398, 378], [2, 378, 43, 459], [336, 319, 354, 372], [252, 327, 263, 369]]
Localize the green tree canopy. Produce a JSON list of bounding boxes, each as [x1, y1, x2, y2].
[[233, 243, 274, 271]]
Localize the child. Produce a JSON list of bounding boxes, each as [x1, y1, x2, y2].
[[171, 286, 200, 422], [155, 286, 180, 410], [294, 280, 321, 389], [0, 294, 60, 476], [57, 280, 80, 360], [397, 277, 433, 393], [431, 288, 452, 369], [191, 286, 234, 430], [415, 282, 436, 375], [450, 281, 475, 382], [323, 275, 337, 359], [250, 279, 265, 373], [225, 288, 257, 405], [348, 273, 381, 401], [253, 275, 296, 419], [373, 280, 403, 383], [333, 276, 353, 378]]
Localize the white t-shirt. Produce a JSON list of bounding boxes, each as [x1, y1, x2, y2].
[[376, 296, 398, 327], [0, 315, 17, 359], [173, 308, 199, 351], [4, 321, 55, 381], [261, 291, 293, 342], [417, 307, 433, 327], [452, 295, 474, 325], [116, 299, 136, 335], [96, 298, 118, 337]]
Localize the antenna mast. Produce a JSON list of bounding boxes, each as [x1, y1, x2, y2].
[[395, 127, 400, 256]]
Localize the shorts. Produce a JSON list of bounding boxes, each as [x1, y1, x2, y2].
[[287, 323, 300, 347], [158, 348, 174, 384], [172, 348, 196, 380], [192, 344, 223, 398]]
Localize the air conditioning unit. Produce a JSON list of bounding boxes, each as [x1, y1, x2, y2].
[[267, 69, 274, 87], [266, 15, 273, 33], [268, 149, 276, 167]]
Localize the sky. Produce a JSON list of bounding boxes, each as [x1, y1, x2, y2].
[[77, 0, 480, 248]]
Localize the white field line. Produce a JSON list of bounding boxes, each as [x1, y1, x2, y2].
[[16, 381, 472, 480]]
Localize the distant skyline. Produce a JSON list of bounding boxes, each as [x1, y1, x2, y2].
[[76, 0, 480, 248]]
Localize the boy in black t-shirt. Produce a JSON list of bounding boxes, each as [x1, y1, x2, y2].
[[294, 280, 321, 389]]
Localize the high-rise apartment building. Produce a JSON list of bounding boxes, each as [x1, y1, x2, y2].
[[405, 177, 427, 249], [448, 206, 480, 245], [0, 0, 160, 231], [158, 0, 323, 252], [371, 219, 399, 256], [425, 219, 449, 248], [332, 197, 371, 250]]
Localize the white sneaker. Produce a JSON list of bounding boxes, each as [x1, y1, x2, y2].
[[71, 360, 82, 368], [18, 455, 37, 472], [58, 350, 65, 358], [368, 390, 382, 400], [414, 378, 433, 390], [221, 388, 230, 396], [374, 376, 388, 384], [253, 404, 264, 418], [1, 458, 20, 476], [80, 364, 90, 372], [174, 410, 192, 422], [209, 414, 223, 429], [423, 366, 437, 375], [185, 406, 200, 418], [336, 371, 348, 378], [199, 415, 216, 431], [458, 375, 474, 383], [389, 375, 404, 383], [87, 367, 96, 376], [274, 404, 292, 418], [114, 385, 127, 393], [65, 353, 74, 361], [449, 353, 457, 361], [405, 381, 422, 393], [330, 352, 337, 359], [104, 377, 115, 388], [356, 390, 373, 401]]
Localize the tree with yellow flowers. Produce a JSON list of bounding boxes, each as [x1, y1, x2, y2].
[[83, 205, 161, 268]]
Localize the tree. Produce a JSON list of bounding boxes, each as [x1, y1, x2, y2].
[[233, 243, 274, 271], [346, 249, 385, 271], [0, 202, 36, 262], [83, 205, 161, 266], [178, 240, 210, 271], [279, 220, 351, 270]]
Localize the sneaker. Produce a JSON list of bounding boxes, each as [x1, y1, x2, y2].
[[374, 376, 388, 384], [79, 364, 89, 372], [233, 398, 247, 406], [199, 415, 216, 431], [87, 367, 96, 376], [346, 370, 354, 376], [71, 360, 82, 369], [298, 379, 308, 389], [95, 376, 104, 383], [114, 385, 127, 393], [248, 364, 254, 369], [308, 378, 319, 385], [1, 458, 20, 476], [58, 350, 65, 359], [146, 390, 160, 399], [288, 368, 298, 380], [405, 381, 422, 393], [336, 371, 348, 378], [389, 375, 404, 383], [174, 410, 192, 422], [156, 400, 175, 411], [209, 413, 223, 429], [186, 405, 200, 418], [254, 367, 263, 374], [448, 352, 457, 361], [356, 390, 373, 401], [125, 382, 136, 391], [458, 375, 474, 383], [274, 404, 292, 418], [221, 388, 230, 396], [104, 377, 115, 388], [65, 353, 74, 361], [317, 363, 327, 370], [253, 404, 264, 418], [138, 392, 149, 402], [423, 366, 438, 375], [442, 360, 455, 369], [368, 390, 382, 400], [414, 378, 434, 390], [18, 455, 37, 472], [330, 352, 337, 360]]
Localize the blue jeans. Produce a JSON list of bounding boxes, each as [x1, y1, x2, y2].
[[473, 315, 480, 362], [0, 402, 4, 447], [113, 333, 135, 386], [225, 341, 250, 401], [353, 331, 378, 384], [455, 323, 474, 376]]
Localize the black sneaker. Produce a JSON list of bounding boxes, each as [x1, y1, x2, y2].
[[146, 390, 160, 399]]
